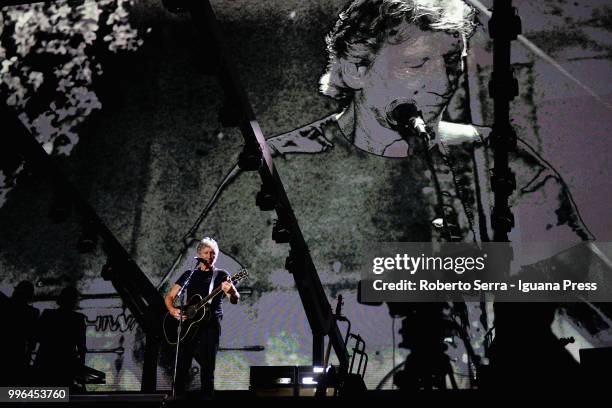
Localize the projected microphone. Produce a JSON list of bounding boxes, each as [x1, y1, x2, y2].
[[385, 99, 433, 149], [410, 116, 428, 141]]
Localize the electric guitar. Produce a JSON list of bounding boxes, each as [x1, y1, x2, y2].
[[162, 268, 248, 345], [323, 294, 343, 368], [315, 294, 344, 397]]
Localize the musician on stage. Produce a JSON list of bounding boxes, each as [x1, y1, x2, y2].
[[0, 281, 40, 386], [33, 286, 86, 389], [164, 237, 239, 398]]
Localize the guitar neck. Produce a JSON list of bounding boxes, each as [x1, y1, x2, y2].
[[200, 275, 240, 305], [195, 269, 246, 307], [201, 286, 224, 305]]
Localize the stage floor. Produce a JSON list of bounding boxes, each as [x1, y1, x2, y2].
[[5, 389, 506, 407]]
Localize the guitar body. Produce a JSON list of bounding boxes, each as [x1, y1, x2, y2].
[[161, 268, 249, 346], [162, 294, 213, 345]]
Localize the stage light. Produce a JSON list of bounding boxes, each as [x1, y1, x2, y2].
[[255, 184, 276, 211], [250, 366, 330, 397], [238, 145, 263, 171], [285, 252, 295, 272], [272, 219, 291, 243]]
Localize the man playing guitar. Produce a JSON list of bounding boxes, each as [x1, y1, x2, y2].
[[164, 237, 239, 399]]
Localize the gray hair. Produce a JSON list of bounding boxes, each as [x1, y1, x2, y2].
[[196, 237, 219, 265], [320, 0, 476, 102]]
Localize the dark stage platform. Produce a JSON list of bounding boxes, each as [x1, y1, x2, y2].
[[5, 389, 581, 408]]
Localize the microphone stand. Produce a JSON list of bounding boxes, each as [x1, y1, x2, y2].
[[390, 111, 458, 389], [393, 113, 454, 243], [171, 259, 200, 398]]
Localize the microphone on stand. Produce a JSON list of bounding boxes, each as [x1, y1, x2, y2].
[[386, 100, 450, 242], [194, 257, 209, 266]]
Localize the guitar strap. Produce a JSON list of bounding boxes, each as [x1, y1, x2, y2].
[[208, 268, 218, 304]]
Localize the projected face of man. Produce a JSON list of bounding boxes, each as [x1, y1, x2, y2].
[[343, 24, 464, 157]]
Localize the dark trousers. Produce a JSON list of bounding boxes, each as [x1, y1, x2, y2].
[[174, 317, 220, 395]]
